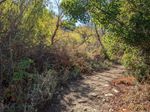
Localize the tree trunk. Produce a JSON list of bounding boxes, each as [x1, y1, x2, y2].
[[94, 24, 110, 60], [51, 16, 60, 45]]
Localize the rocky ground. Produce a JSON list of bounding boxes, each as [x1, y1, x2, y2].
[[42, 65, 126, 112]]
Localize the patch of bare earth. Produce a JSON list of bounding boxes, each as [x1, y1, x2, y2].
[[42, 65, 126, 112], [42, 65, 150, 112]]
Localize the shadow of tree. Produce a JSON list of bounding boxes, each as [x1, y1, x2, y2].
[[41, 80, 94, 112], [39, 65, 125, 112]]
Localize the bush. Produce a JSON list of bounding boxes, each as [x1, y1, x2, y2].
[[3, 57, 59, 112], [103, 33, 150, 80], [1, 24, 110, 112], [102, 33, 125, 61], [29, 70, 58, 111], [121, 48, 150, 81]]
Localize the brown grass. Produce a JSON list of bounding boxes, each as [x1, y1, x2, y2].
[[111, 81, 150, 112], [111, 76, 136, 86]]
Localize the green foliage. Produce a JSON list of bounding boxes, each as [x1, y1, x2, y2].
[[121, 48, 149, 80], [102, 33, 125, 60], [61, 0, 150, 49], [69, 66, 81, 80], [61, 0, 90, 22], [1, 0, 150, 111], [29, 70, 58, 107], [61, 0, 150, 80], [61, 20, 76, 31], [13, 58, 33, 81], [16, 58, 33, 70], [4, 70, 58, 112], [103, 33, 150, 80], [118, 0, 150, 49]]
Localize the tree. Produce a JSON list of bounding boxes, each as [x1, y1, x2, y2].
[[94, 24, 110, 60], [61, 0, 150, 63], [0, 1, 56, 111], [61, 0, 150, 49], [48, 0, 64, 45], [61, 0, 150, 78], [0, 0, 48, 83]]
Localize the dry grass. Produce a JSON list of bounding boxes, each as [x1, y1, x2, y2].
[[111, 78, 150, 112], [111, 76, 136, 86]]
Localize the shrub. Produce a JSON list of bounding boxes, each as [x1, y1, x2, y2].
[[29, 70, 58, 111], [102, 33, 125, 61], [4, 69, 58, 112], [121, 48, 150, 81], [103, 33, 150, 80]]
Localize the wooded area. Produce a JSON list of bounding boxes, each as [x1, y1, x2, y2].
[[0, 0, 150, 112]]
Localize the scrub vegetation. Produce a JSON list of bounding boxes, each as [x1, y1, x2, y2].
[[0, 0, 149, 112]]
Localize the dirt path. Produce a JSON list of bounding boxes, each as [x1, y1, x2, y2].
[[46, 65, 126, 112]]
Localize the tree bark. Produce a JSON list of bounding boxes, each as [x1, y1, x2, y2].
[[51, 16, 60, 45], [94, 24, 110, 60]]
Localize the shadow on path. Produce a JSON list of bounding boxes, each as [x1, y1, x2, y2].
[[40, 65, 125, 112]]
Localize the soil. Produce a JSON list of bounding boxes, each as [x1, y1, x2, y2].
[[43, 65, 126, 112]]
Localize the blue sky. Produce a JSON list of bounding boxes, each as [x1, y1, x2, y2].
[[47, 0, 82, 26]]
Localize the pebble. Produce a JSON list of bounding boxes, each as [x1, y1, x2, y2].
[[89, 93, 98, 97], [112, 88, 119, 93], [104, 93, 114, 97], [84, 108, 88, 111], [104, 84, 110, 87], [78, 99, 87, 103], [109, 108, 114, 112]]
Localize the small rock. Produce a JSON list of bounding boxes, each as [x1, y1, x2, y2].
[[89, 93, 98, 97], [109, 108, 114, 112], [97, 96, 102, 99], [84, 108, 88, 111], [60, 87, 64, 91], [122, 109, 128, 112], [112, 88, 119, 93], [57, 95, 61, 100], [104, 93, 114, 97], [93, 109, 97, 111], [102, 98, 106, 102], [78, 99, 87, 103], [71, 109, 74, 112], [104, 84, 109, 87], [102, 97, 110, 102]]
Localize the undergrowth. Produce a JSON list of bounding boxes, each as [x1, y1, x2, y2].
[[1, 38, 109, 112]]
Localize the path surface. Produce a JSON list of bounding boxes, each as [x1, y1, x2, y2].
[[46, 65, 126, 112]]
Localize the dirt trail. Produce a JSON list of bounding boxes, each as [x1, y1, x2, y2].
[[46, 65, 126, 112]]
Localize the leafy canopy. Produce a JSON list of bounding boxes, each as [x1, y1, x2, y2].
[[61, 0, 150, 49]]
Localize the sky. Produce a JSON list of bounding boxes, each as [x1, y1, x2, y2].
[[47, 0, 60, 14], [47, 0, 82, 26]]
